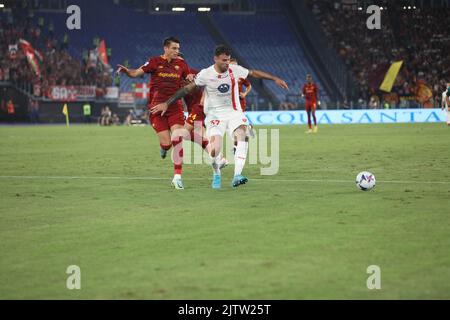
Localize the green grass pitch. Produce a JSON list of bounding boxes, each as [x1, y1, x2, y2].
[[0, 123, 449, 299]]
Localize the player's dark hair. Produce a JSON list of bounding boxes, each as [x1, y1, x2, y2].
[[163, 36, 180, 47], [230, 57, 237, 63], [214, 45, 232, 57]]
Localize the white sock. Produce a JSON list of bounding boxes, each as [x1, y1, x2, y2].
[[210, 153, 222, 175], [174, 174, 182, 180], [234, 141, 247, 176]]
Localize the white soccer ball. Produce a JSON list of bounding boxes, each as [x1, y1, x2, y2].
[[356, 171, 376, 191]]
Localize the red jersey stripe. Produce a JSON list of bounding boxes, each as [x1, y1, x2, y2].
[[228, 68, 238, 111]]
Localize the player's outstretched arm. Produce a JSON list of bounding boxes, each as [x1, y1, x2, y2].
[[150, 82, 197, 116], [248, 70, 289, 90], [116, 64, 145, 78]]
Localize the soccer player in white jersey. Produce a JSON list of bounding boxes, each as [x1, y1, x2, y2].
[[442, 83, 450, 126], [151, 45, 288, 189]]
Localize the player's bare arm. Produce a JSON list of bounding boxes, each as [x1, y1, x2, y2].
[[248, 70, 289, 90], [150, 82, 198, 116], [116, 64, 145, 78]]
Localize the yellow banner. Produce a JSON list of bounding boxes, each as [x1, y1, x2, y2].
[[379, 61, 403, 93]]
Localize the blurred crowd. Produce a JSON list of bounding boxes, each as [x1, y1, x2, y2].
[[306, 0, 450, 108], [0, 1, 112, 97], [1, 1, 448, 110]]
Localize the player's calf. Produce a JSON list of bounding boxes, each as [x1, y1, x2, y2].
[[233, 126, 249, 187]]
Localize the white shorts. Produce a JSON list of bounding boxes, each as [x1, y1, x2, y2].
[[205, 111, 249, 138]]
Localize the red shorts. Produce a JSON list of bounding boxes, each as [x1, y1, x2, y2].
[[186, 104, 206, 127], [305, 101, 317, 112], [149, 101, 185, 133]]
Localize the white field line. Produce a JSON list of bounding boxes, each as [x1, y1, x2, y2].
[[0, 175, 449, 185]]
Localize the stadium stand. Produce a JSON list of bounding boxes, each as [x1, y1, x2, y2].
[[211, 12, 330, 103], [306, 0, 450, 107], [1, 0, 449, 122], [0, 1, 111, 96], [30, 2, 218, 94]]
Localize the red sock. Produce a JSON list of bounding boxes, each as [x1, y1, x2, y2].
[[312, 112, 317, 126], [307, 111, 312, 129], [172, 137, 183, 175], [190, 131, 209, 150]]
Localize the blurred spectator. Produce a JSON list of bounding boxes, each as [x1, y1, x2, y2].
[[342, 99, 350, 109], [140, 108, 150, 125], [99, 106, 112, 126], [124, 108, 137, 126], [111, 113, 120, 125], [28, 98, 39, 124], [306, 1, 450, 106], [6, 99, 15, 122], [369, 95, 380, 109], [83, 102, 92, 123], [0, 2, 112, 97]]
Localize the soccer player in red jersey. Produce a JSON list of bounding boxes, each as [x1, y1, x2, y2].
[[182, 67, 208, 148], [116, 37, 194, 189], [302, 74, 320, 133]]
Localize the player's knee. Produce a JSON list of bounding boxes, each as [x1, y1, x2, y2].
[[234, 126, 246, 140], [171, 127, 188, 140]]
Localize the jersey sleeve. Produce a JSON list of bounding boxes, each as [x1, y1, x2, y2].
[[230, 64, 249, 79], [140, 57, 157, 74], [194, 69, 208, 87], [181, 60, 190, 79]]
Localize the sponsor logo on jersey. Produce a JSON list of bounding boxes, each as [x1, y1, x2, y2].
[[158, 73, 180, 78], [217, 83, 230, 93]]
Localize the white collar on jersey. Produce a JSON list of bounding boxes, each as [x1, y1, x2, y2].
[[213, 65, 230, 78]]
